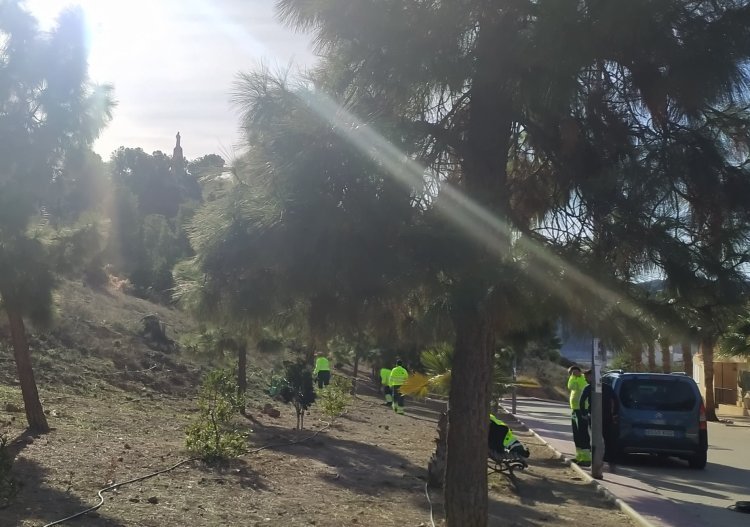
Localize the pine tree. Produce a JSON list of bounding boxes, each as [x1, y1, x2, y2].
[[0, 2, 112, 432]]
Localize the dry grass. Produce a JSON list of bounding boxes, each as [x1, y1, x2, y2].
[[0, 281, 634, 526]]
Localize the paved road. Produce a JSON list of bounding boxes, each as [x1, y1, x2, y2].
[[507, 397, 750, 527]]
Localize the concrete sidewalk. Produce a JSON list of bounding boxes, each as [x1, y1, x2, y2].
[[505, 398, 709, 527]]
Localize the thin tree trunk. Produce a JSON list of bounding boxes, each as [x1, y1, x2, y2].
[[7, 310, 49, 433], [701, 336, 718, 421], [630, 344, 642, 372], [660, 337, 671, 374], [445, 311, 494, 527], [682, 341, 693, 376], [647, 341, 656, 371], [237, 342, 247, 396], [351, 351, 360, 395]]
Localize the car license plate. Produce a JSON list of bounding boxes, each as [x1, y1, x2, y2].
[[644, 429, 675, 437]]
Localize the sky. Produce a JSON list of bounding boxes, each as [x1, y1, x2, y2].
[[25, 0, 318, 161]]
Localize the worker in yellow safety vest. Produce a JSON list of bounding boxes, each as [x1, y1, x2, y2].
[[380, 366, 392, 406], [388, 360, 409, 415], [567, 365, 591, 466], [313, 353, 331, 389], [488, 414, 530, 461]]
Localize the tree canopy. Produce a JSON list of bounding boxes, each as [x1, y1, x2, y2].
[[176, 2, 750, 524], [0, 1, 113, 431]]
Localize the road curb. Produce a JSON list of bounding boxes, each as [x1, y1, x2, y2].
[[510, 411, 659, 527]]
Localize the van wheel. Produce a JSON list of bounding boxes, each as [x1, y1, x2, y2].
[[688, 450, 707, 469]]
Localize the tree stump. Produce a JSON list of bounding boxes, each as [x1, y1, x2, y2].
[[428, 411, 448, 488]]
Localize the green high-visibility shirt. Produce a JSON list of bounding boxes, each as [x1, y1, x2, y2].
[[389, 366, 408, 387], [490, 414, 517, 447], [568, 374, 588, 410], [314, 357, 330, 375], [380, 368, 392, 385]]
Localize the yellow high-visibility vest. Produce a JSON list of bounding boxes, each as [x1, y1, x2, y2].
[[568, 375, 588, 410], [380, 368, 391, 385], [314, 357, 330, 375], [490, 414, 516, 448], [389, 366, 408, 387]]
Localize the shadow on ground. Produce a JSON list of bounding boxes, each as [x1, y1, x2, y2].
[[4, 456, 128, 527]]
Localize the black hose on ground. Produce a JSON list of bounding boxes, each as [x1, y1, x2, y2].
[[42, 420, 331, 526]]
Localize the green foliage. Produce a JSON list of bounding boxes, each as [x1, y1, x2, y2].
[[182, 328, 239, 361], [188, 154, 227, 192], [316, 375, 352, 418], [0, 1, 112, 317], [610, 352, 638, 372], [185, 369, 246, 461], [46, 149, 109, 224], [0, 236, 56, 326], [0, 436, 19, 509], [416, 343, 453, 395], [421, 343, 453, 376], [266, 371, 286, 398], [110, 147, 199, 219], [719, 310, 750, 359], [44, 218, 106, 282], [278, 360, 316, 429], [105, 146, 214, 300]]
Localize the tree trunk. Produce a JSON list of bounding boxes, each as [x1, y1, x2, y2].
[[445, 5, 514, 524], [237, 342, 247, 396], [659, 337, 671, 374], [682, 341, 693, 376], [647, 341, 656, 371], [700, 336, 718, 421], [445, 311, 494, 527], [7, 310, 49, 433], [351, 351, 360, 395], [629, 344, 642, 372]]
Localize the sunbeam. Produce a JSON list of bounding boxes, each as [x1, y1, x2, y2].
[[297, 89, 647, 330]]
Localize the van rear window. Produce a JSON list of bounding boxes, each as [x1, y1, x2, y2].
[[619, 379, 696, 411]]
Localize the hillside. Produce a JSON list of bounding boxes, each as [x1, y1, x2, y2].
[[516, 356, 569, 402], [0, 281, 632, 526], [0, 280, 205, 397]]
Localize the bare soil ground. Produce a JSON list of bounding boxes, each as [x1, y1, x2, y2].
[[0, 281, 637, 526]]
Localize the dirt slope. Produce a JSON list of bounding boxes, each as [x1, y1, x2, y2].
[[0, 282, 635, 526], [1, 380, 634, 526]]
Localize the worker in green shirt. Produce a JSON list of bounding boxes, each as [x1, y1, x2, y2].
[[488, 414, 530, 461], [379, 366, 392, 406], [313, 352, 331, 389], [388, 359, 409, 415], [567, 365, 591, 466]]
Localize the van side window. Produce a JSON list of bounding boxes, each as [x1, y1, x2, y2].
[[619, 379, 696, 412]]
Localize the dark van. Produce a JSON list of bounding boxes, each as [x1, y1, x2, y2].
[[603, 372, 708, 469]]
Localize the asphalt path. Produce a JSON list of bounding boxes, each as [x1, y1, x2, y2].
[[506, 397, 750, 527]]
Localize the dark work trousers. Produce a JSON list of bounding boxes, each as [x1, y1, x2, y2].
[[602, 419, 616, 462], [317, 370, 331, 389], [392, 385, 405, 408], [571, 409, 591, 451], [383, 385, 392, 403]]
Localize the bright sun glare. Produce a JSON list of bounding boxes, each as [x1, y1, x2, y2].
[[25, 0, 173, 83], [22, 0, 644, 333]]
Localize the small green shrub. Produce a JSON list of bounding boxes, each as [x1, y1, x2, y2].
[[186, 369, 246, 461], [266, 371, 286, 398], [278, 360, 316, 429], [317, 375, 352, 418], [0, 436, 19, 509]]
